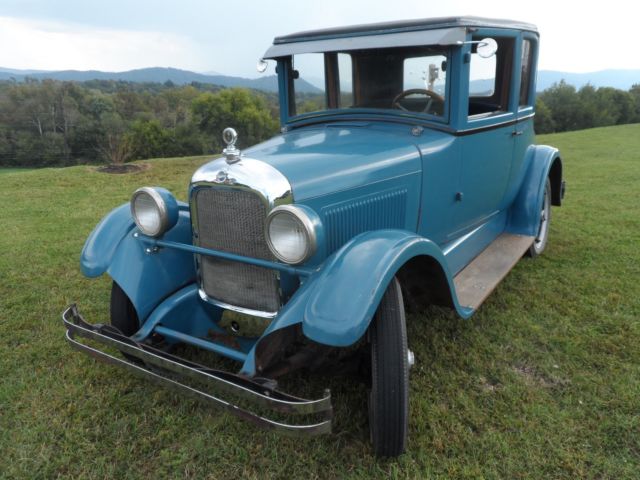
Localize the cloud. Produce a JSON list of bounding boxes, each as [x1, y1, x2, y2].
[[0, 16, 208, 71]]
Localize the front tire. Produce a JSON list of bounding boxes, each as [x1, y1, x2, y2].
[[109, 281, 147, 364], [527, 178, 552, 258], [110, 281, 139, 336], [368, 277, 409, 457]]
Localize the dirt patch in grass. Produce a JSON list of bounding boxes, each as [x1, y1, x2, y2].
[[512, 364, 570, 389], [478, 375, 501, 392], [96, 163, 149, 174]]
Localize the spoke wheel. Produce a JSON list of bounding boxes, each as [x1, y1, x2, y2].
[[368, 277, 409, 457]]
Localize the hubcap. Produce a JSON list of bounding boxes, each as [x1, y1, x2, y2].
[[534, 187, 550, 253]]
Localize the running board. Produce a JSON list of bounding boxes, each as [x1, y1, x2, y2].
[[453, 233, 534, 310]]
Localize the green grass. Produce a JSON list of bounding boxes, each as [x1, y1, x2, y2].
[[1, 125, 639, 479], [0, 167, 34, 175]]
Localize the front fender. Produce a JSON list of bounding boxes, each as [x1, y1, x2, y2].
[[80, 202, 196, 321], [301, 229, 472, 347], [507, 145, 562, 236], [81, 203, 135, 277]]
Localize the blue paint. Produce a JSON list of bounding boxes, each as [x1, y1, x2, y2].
[[80, 203, 135, 278], [303, 229, 472, 347], [154, 325, 247, 363], [242, 123, 423, 201], [81, 202, 196, 322], [152, 187, 180, 232], [507, 145, 561, 236], [144, 237, 315, 277], [132, 283, 222, 342]]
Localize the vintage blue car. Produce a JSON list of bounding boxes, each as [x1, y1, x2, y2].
[[64, 16, 564, 457]]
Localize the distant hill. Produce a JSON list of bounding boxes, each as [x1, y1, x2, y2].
[[0, 66, 322, 93], [2, 65, 638, 94], [537, 69, 640, 91]]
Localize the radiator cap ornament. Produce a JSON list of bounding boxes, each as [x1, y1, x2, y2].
[[222, 127, 241, 164]]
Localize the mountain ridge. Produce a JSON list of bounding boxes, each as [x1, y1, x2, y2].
[[0, 66, 322, 93], [0, 66, 638, 92]]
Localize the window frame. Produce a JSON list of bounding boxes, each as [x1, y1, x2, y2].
[[461, 28, 521, 132], [282, 46, 452, 127]]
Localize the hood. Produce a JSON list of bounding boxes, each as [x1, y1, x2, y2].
[[240, 122, 427, 201]]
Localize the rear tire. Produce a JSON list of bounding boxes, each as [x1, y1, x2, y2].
[[527, 178, 552, 258], [368, 277, 409, 457]]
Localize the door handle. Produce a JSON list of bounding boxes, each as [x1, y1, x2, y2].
[[512, 130, 524, 136]]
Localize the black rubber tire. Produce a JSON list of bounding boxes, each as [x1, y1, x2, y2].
[[110, 281, 139, 336], [109, 282, 148, 364], [368, 277, 409, 458], [527, 178, 552, 258]]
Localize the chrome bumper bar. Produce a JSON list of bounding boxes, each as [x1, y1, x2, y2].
[[62, 305, 332, 436]]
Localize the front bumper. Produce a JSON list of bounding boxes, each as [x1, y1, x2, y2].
[[62, 305, 332, 436]]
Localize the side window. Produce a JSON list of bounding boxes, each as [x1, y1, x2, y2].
[[469, 50, 496, 97], [468, 37, 514, 117], [293, 54, 326, 114], [519, 39, 533, 106]]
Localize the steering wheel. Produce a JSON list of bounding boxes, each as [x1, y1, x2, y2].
[[392, 88, 444, 114]]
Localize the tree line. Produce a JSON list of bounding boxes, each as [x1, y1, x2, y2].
[[535, 81, 640, 133], [1, 78, 639, 167], [0, 79, 279, 167]]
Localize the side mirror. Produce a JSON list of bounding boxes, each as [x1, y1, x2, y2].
[[256, 58, 268, 73], [477, 38, 498, 58]]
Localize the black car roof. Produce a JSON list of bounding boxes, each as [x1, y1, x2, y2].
[[274, 16, 538, 44]]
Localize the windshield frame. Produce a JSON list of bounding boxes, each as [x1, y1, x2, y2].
[[278, 46, 453, 128]]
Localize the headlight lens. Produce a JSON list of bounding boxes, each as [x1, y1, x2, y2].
[[130, 187, 178, 237], [265, 206, 317, 264]]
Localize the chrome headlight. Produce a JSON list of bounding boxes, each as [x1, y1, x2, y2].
[[130, 187, 178, 237], [265, 205, 317, 264]]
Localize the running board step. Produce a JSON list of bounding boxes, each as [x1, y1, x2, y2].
[[453, 233, 534, 310]]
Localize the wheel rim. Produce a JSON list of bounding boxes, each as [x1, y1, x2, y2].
[[533, 185, 550, 254]]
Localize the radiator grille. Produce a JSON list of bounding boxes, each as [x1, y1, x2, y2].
[[194, 187, 280, 313]]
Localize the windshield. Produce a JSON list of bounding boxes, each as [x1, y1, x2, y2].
[[289, 46, 449, 120]]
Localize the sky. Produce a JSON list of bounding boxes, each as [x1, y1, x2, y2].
[[0, 0, 636, 78]]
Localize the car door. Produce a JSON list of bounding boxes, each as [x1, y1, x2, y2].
[[505, 35, 538, 206], [449, 34, 517, 237]]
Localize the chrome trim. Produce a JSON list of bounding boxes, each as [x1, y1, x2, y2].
[[62, 304, 332, 436], [198, 288, 278, 319], [265, 205, 318, 265], [191, 157, 293, 210], [190, 156, 294, 316], [130, 187, 169, 237], [222, 127, 241, 164]]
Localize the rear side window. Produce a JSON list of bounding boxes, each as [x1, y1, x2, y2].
[[519, 39, 533, 106]]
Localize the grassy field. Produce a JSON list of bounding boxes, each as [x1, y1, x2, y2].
[[0, 167, 34, 175], [1, 125, 638, 479]]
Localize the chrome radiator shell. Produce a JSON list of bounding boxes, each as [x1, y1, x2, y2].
[[190, 157, 293, 317]]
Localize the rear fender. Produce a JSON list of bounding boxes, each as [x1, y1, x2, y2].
[[80, 202, 196, 322], [508, 145, 562, 236]]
